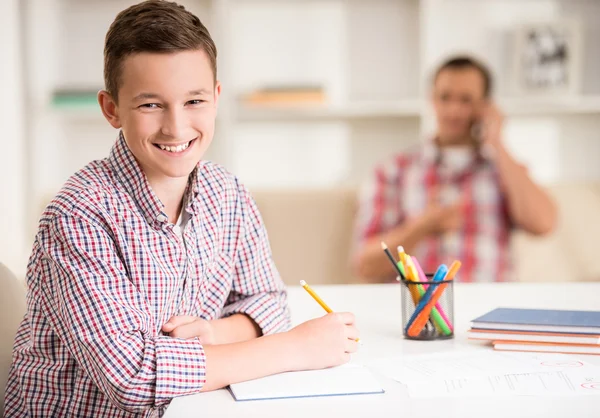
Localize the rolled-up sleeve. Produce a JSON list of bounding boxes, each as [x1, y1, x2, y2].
[[34, 214, 206, 413], [221, 184, 291, 335]]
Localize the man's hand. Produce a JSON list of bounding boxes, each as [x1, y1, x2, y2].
[[419, 188, 464, 236], [478, 102, 504, 148]]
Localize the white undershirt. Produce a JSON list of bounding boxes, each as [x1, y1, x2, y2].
[[173, 207, 187, 241]]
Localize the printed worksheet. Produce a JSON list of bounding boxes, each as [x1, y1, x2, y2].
[[370, 350, 598, 385], [407, 369, 600, 398]]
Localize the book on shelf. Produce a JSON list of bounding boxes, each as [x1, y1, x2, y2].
[[51, 89, 101, 108], [241, 85, 326, 106]]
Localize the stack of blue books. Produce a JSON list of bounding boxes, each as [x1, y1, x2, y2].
[[468, 308, 600, 355]]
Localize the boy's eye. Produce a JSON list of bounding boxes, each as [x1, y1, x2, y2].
[[139, 103, 159, 109], [187, 99, 206, 105]]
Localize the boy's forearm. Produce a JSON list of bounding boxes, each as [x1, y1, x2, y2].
[[201, 331, 297, 391], [354, 217, 430, 281], [213, 313, 262, 344]]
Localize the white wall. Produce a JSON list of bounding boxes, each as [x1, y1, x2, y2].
[[16, 0, 600, 245], [0, 0, 27, 276], [420, 0, 600, 185]]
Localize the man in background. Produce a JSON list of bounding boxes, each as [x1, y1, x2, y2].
[[353, 56, 556, 282]]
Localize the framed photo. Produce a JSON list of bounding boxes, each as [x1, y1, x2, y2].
[[512, 20, 583, 97]]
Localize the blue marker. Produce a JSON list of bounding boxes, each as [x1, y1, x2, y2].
[[405, 264, 448, 334]]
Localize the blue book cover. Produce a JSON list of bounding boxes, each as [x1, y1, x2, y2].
[[471, 308, 600, 334]]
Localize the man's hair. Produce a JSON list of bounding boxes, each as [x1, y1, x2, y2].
[[104, 0, 217, 101], [433, 56, 493, 97]]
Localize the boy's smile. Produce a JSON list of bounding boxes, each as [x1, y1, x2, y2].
[[153, 138, 196, 155]]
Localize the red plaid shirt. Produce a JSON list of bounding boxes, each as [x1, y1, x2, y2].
[[354, 141, 513, 282], [5, 133, 290, 417]]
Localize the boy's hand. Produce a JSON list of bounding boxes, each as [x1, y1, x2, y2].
[[286, 312, 359, 371], [162, 316, 216, 344]]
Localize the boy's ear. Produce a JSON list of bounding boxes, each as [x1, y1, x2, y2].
[[213, 81, 222, 111], [98, 90, 122, 129]]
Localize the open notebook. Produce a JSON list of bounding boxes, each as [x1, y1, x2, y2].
[[228, 364, 384, 401]]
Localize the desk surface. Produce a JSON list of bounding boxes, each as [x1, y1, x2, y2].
[[166, 282, 600, 418]]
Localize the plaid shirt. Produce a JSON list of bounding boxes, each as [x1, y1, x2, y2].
[[5, 133, 290, 418], [354, 141, 513, 282]]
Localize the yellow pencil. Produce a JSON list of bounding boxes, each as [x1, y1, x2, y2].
[[300, 280, 360, 343], [300, 280, 333, 313], [397, 246, 409, 272]]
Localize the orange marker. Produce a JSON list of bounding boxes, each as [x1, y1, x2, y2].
[[407, 260, 461, 338]]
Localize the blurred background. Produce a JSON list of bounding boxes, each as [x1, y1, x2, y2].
[[1, 0, 600, 284]]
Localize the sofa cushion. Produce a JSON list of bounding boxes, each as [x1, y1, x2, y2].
[[252, 188, 360, 285]]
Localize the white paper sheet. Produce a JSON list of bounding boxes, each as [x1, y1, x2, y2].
[[407, 369, 600, 398], [228, 363, 384, 401], [371, 350, 597, 385]]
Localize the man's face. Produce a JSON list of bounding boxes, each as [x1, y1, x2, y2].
[[432, 67, 487, 144], [113, 49, 219, 182]]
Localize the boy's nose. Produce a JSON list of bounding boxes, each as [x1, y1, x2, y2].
[[161, 109, 188, 139]]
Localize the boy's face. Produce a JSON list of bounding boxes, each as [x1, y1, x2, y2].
[[432, 67, 487, 144], [102, 49, 220, 182]]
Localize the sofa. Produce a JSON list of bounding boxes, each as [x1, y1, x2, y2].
[[34, 182, 600, 286], [251, 183, 600, 285]]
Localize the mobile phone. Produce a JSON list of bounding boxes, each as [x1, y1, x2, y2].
[[471, 100, 490, 142], [470, 120, 483, 142]]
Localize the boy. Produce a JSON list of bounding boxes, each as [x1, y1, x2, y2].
[[4, 1, 359, 417]]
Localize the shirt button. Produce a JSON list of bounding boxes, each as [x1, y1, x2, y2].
[[157, 214, 167, 223], [173, 225, 181, 234]]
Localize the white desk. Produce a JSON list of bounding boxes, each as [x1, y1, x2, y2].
[[166, 282, 600, 418]]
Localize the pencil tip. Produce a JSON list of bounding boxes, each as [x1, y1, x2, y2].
[[397, 246, 404, 253], [300, 280, 307, 286], [380, 242, 388, 250]]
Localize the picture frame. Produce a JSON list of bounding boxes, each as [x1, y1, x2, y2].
[[512, 19, 583, 97]]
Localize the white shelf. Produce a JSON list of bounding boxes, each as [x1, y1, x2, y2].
[[237, 96, 600, 122], [235, 99, 422, 121], [499, 96, 600, 116], [20, 0, 600, 213]]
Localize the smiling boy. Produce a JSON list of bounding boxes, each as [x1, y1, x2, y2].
[[4, 1, 358, 417]]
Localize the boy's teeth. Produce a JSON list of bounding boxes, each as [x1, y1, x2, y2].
[[158, 141, 190, 153]]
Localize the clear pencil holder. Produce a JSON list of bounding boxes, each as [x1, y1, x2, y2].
[[400, 274, 455, 340]]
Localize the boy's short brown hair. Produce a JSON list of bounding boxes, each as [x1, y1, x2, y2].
[[104, 0, 217, 101]]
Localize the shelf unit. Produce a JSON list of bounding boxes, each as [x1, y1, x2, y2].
[[235, 99, 423, 121], [19, 0, 600, 238]]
